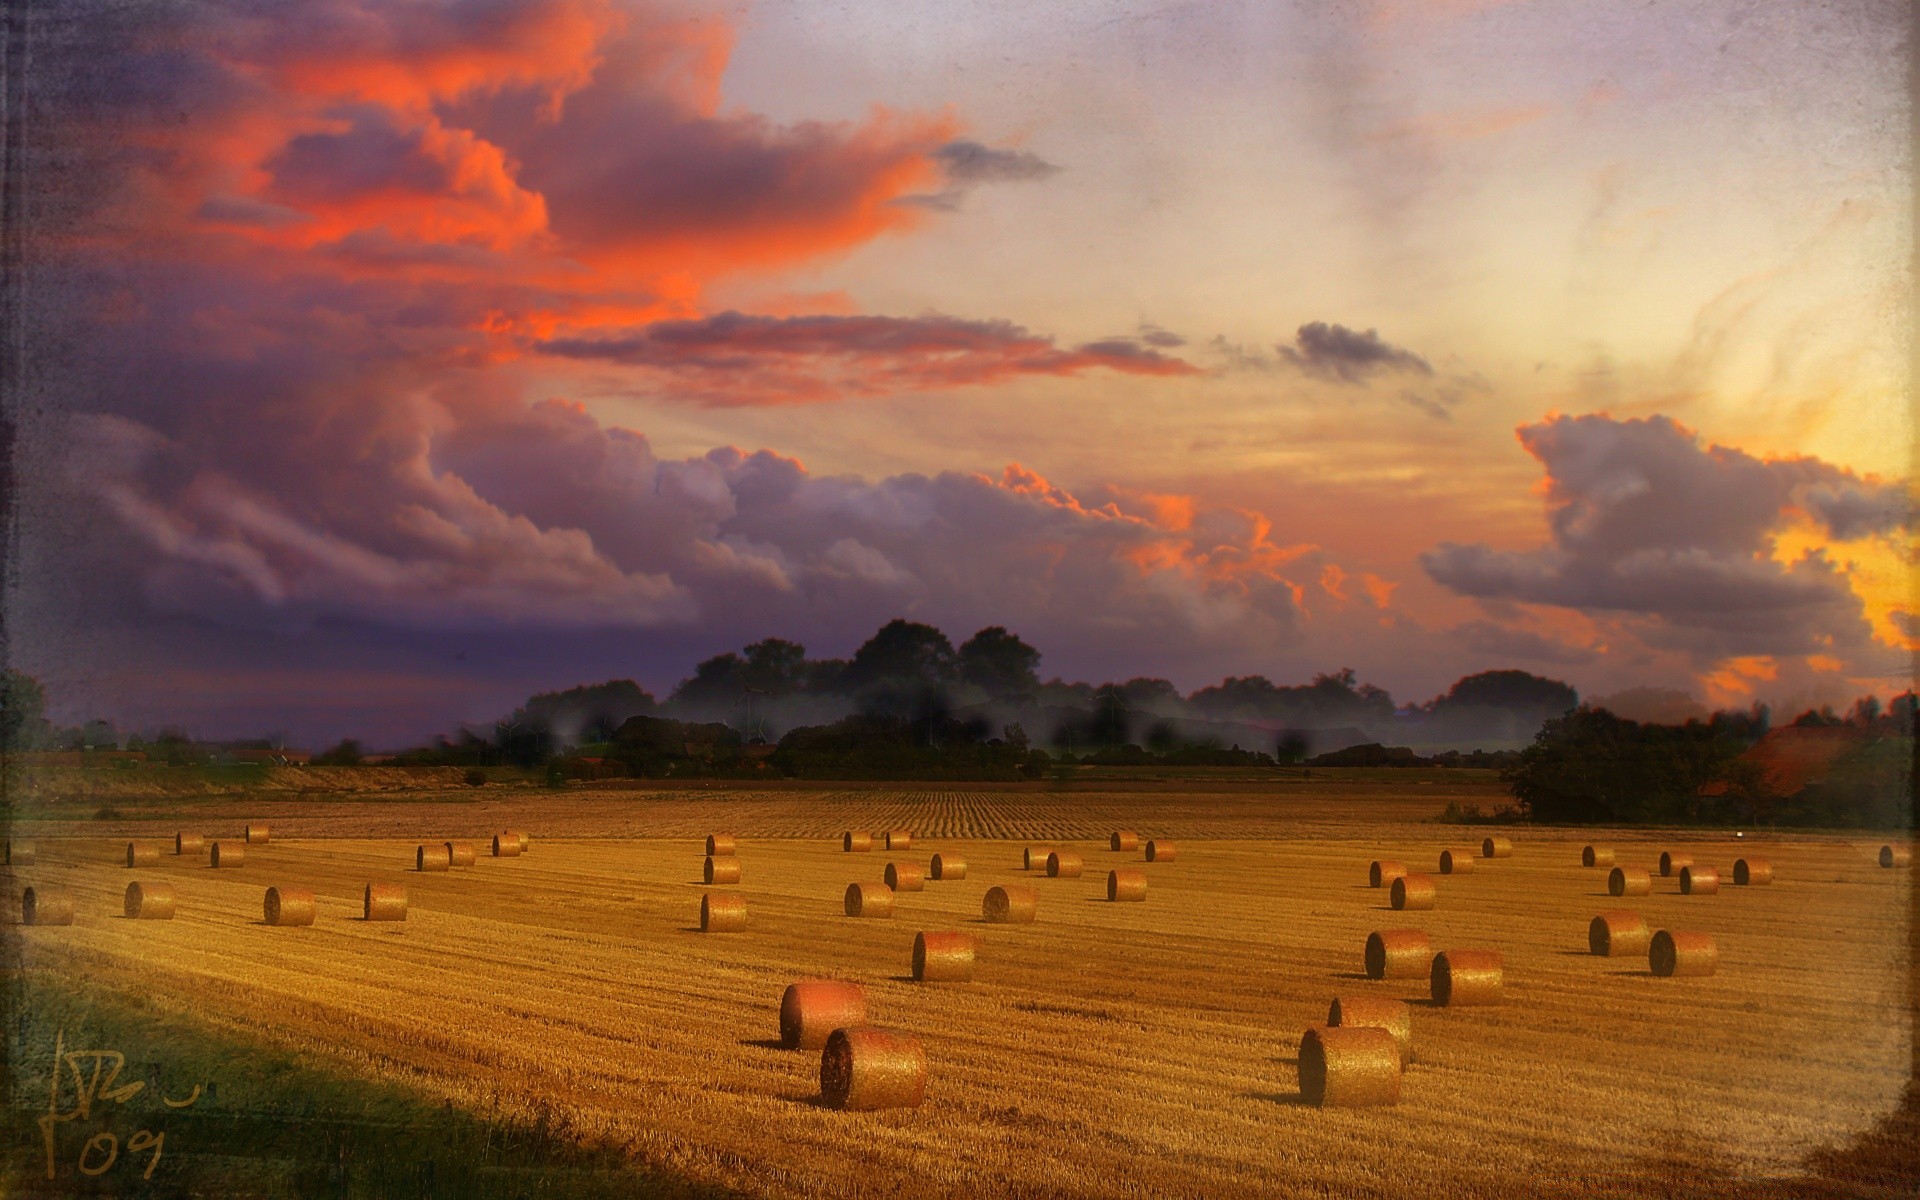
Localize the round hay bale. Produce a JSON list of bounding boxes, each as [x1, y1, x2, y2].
[[884, 829, 913, 851], [514, 831, 531, 852], [705, 856, 742, 885], [1608, 866, 1651, 897], [1110, 830, 1139, 852], [1328, 996, 1414, 1066], [416, 844, 450, 872], [1439, 848, 1475, 875], [780, 980, 867, 1050], [1650, 930, 1717, 978], [1390, 874, 1435, 911], [491, 833, 522, 858], [209, 841, 245, 868], [1588, 910, 1650, 957], [1481, 835, 1513, 859], [364, 883, 407, 921], [126, 842, 160, 868], [124, 881, 177, 921], [929, 853, 966, 881], [1297, 1026, 1400, 1108], [1022, 846, 1055, 870], [1880, 845, 1910, 868], [912, 931, 976, 982], [5, 839, 35, 865], [983, 884, 1037, 924], [264, 886, 316, 927], [1108, 868, 1147, 902], [706, 834, 736, 856], [1658, 851, 1692, 877], [1364, 929, 1431, 980], [1582, 845, 1614, 868], [842, 832, 873, 853], [175, 833, 204, 856], [244, 823, 269, 844], [883, 861, 923, 892], [1428, 948, 1497, 1006], [1145, 840, 1176, 863], [844, 882, 894, 918], [1431, 949, 1503, 1006], [1046, 850, 1083, 879], [445, 841, 475, 868], [1368, 859, 1408, 888], [1679, 865, 1719, 895], [1732, 857, 1771, 886], [820, 1028, 927, 1111], [23, 887, 74, 926], [701, 892, 747, 932]]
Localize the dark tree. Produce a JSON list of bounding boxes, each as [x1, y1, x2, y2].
[[741, 639, 810, 696], [314, 739, 365, 766], [845, 620, 958, 691], [1116, 677, 1185, 716], [669, 654, 749, 709], [0, 671, 47, 751], [958, 626, 1041, 698]]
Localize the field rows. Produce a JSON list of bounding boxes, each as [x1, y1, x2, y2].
[[7, 815, 1912, 1199]]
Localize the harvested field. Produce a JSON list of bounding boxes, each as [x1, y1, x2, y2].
[[3, 784, 1910, 1199]]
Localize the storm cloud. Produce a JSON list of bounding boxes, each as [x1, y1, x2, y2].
[[1277, 322, 1434, 384], [1422, 414, 1910, 659]]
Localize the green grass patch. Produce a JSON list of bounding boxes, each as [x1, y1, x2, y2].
[[2, 978, 738, 1199]]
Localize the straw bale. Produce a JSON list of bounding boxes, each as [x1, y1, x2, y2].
[[1390, 873, 1435, 911], [1364, 929, 1431, 980], [1297, 1026, 1400, 1107], [1582, 845, 1614, 868], [1110, 831, 1139, 852], [1481, 835, 1513, 859], [1588, 910, 1649, 957], [706, 834, 736, 856], [210, 841, 245, 868], [1439, 848, 1475, 875], [1107, 868, 1147, 902], [701, 892, 747, 932], [445, 841, 475, 867], [23, 887, 74, 926], [1046, 850, 1083, 879], [364, 882, 407, 921], [1608, 867, 1651, 897], [983, 884, 1037, 924], [883, 861, 923, 892], [126, 843, 161, 868], [1431, 949, 1503, 1006], [843, 832, 873, 852], [1658, 851, 1692, 877], [175, 834, 204, 856], [124, 881, 177, 920], [1023, 846, 1055, 870], [245, 823, 269, 844], [1732, 858, 1771, 886], [1328, 996, 1414, 1066], [416, 844, 450, 872], [844, 882, 894, 918], [1650, 930, 1717, 977], [930, 853, 966, 881], [780, 980, 867, 1050], [264, 886, 316, 927], [820, 1028, 926, 1111], [884, 829, 913, 851], [705, 856, 742, 885], [1679, 865, 1719, 895], [1145, 840, 1177, 863], [491, 833, 522, 858], [1368, 860, 1407, 888], [912, 931, 976, 982], [5, 839, 34, 865], [1880, 845, 1910, 868]]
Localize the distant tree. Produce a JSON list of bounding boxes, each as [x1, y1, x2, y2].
[[0, 671, 48, 751], [1088, 684, 1131, 747], [1115, 677, 1185, 716], [1434, 670, 1579, 714], [957, 627, 1041, 698], [314, 739, 365, 766], [518, 679, 657, 743], [1506, 707, 1748, 824], [1189, 669, 1394, 728], [670, 653, 750, 710], [1790, 705, 1844, 728], [846, 620, 958, 692], [741, 639, 810, 696]]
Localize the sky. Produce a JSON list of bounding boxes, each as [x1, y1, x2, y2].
[[7, 0, 1914, 746]]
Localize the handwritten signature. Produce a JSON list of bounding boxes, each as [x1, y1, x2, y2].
[[37, 1030, 208, 1181]]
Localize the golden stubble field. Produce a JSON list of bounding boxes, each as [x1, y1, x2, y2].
[[6, 785, 1913, 1199]]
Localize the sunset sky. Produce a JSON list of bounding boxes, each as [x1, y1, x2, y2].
[[12, 0, 1914, 745]]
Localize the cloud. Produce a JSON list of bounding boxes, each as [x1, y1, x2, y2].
[[931, 140, 1060, 185], [899, 139, 1061, 210], [70, 385, 1312, 652], [1421, 414, 1910, 660], [1277, 322, 1434, 384], [539, 311, 1197, 403]]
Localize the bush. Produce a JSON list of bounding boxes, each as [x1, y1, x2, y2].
[[463, 768, 487, 787]]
